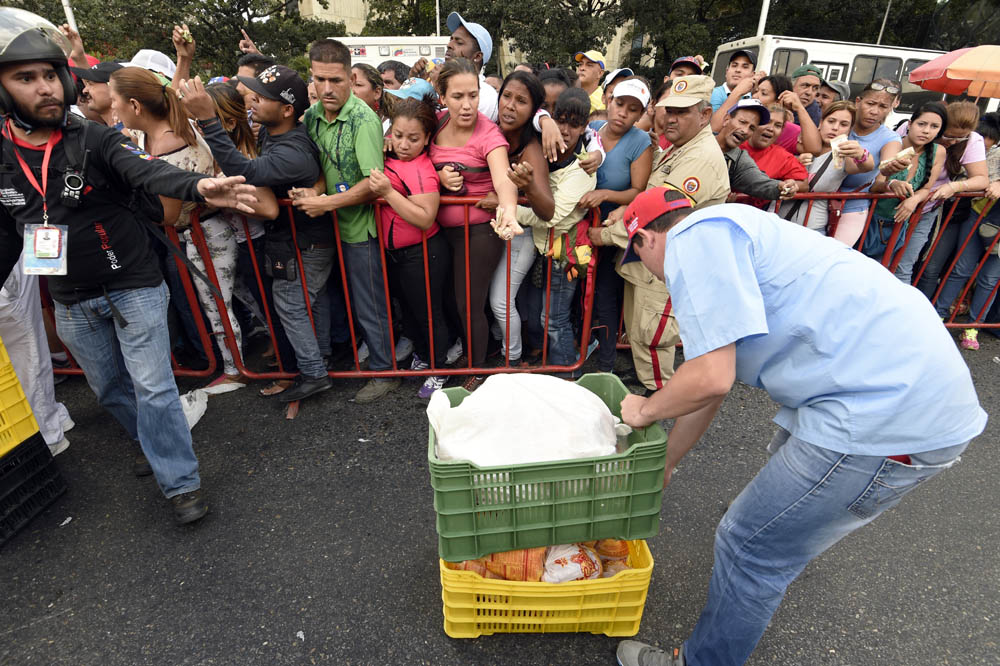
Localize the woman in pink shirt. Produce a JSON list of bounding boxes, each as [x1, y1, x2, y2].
[[431, 58, 519, 390]]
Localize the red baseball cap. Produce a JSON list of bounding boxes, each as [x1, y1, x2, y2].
[[620, 187, 694, 266]]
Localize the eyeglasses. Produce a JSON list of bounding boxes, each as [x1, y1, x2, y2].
[[940, 133, 970, 143], [867, 82, 901, 95]]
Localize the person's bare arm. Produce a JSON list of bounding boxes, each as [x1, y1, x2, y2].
[[171, 24, 195, 90], [60, 25, 88, 69], [369, 167, 439, 229]]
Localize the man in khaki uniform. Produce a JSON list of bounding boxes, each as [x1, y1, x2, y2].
[[590, 75, 729, 392]]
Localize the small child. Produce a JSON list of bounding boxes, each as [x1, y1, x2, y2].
[[369, 94, 451, 398]]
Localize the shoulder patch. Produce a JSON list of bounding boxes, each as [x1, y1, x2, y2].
[[120, 143, 155, 160], [682, 176, 700, 194]]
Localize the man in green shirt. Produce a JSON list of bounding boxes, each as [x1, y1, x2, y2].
[[292, 39, 399, 403]]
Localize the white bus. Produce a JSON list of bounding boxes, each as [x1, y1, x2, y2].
[[712, 35, 998, 127], [335, 36, 450, 70]]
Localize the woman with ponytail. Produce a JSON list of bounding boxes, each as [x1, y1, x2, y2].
[[109, 67, 249, 386]]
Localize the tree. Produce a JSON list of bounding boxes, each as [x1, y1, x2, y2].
[[363, 0, 439, 37], [11, 0, 345, 77]]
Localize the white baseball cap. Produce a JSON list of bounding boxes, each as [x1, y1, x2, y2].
[[611, 78, 650, 107], [125, 49, 176, 78]]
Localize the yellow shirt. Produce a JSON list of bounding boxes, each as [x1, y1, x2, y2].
[[588, 86, 606, 113]]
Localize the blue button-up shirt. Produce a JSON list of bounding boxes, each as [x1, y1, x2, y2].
[[663, 204, 986, 455]]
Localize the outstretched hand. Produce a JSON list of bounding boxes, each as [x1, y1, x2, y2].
[[197, 175, 258, 214], [177, 77, 215, 121]]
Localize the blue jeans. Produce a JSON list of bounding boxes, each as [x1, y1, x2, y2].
[[53, 282, 200, 498], [540, 269, 579, 367], [684, 430, 967, 666], [342, 238, 393, 372], [271, 246, 334, 378], [893, 205, 939, 284], [933, 208, 1000, 321]]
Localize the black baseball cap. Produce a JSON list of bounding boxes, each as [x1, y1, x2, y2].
[[728, 49, 757, 67], [69, 61, 123, 83], [237, 64, 309, 116]]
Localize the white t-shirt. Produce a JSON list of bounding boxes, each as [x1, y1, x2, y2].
[[478, 73, 498, 123]]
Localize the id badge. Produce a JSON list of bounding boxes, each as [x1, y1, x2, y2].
[[23, 224, 69, 275], [334, 182, 349, 193]]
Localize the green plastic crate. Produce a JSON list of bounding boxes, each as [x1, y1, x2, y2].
[[428, 373, 668, 562]]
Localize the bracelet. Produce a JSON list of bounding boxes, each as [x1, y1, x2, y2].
[[196, 116, 220, 130], [853, 149, 869, 166]]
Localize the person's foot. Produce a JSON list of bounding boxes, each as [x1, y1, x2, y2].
[[410, 354, 429, 371], [134, 454, 153, 477], [171, 490, 208, 524], [278, 375, 332, 403], [355, 378, 401, 403], [259, 379, 295, 396], [461, 375, 485, 392], [48, 437, 69, 457], [418, 375, 447, 399], [616, 641, 685, 666], [395, 336, 415, 362], [960, 328, 980, 350], [445, 339, 463, 365], [61, 415, 75, 433]]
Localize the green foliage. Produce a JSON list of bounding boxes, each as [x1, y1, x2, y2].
[[10, 0, 345, 77], [363, 0, 439, 37]]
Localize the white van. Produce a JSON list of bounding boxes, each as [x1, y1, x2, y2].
[[335, 36, 450, 70], [712, 35, 998, 127]]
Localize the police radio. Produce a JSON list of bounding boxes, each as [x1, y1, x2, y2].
[[60, 148, 89, 208]]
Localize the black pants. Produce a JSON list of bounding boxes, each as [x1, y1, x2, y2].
[[388, 232, 452, 367], [593, 250, 623, 370], [443, 224, 504, 367]]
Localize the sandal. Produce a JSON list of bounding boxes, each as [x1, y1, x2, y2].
[[259, 379, 294, 396]]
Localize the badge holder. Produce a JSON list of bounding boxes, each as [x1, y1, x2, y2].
[[23, 223, 68, 275]]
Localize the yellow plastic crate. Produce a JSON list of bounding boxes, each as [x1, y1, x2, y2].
[[0, 339, 40, 458], [440, 539, 653, 638]]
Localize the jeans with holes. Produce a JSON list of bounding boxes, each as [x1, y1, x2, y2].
[[53, 282, 200, 498], [683, 430, 967, 666], [932, 207, 1000, 321], [270, 247, 334, 378], [342, 238, 393, 372]]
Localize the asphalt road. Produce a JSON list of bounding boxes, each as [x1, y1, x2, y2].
[[2, 338, 998, 666]]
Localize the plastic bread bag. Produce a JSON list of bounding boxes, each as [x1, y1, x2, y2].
[[457, 547, 546, 582], [542, 544, 603, 583], [601, 559, 631, 578], [594, 538, 630, 561]]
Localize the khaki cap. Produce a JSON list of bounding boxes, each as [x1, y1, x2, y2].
[[656, 75, 714, 108]]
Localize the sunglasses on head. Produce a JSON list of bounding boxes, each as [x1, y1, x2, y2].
[[940, 134, 969, 143], [868, 82, 901, 95]]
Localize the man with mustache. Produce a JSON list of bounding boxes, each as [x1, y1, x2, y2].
[[716, 98, 799, 203], [0, 9, 258, 525]]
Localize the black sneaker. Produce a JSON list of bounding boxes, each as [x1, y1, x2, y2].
[[171, 490, 208, 524], [278, 374, 332, 403], [134, 454, 153, 477]]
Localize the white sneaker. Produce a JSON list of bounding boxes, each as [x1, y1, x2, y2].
[[357, 341, 370, 363], [445, 339, 463, 365], [48, 437, 70, 457], [61, 416, 75, 433], [395, 336, 415, 362]]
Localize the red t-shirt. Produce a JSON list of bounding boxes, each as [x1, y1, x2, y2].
[[776, 121, 801, 153], [379, 154, 441, 249], [429, 111, 508, 227], [741, 141, 809, 209]]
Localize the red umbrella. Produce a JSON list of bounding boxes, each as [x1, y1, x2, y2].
[[909, 45, 1000, 98]]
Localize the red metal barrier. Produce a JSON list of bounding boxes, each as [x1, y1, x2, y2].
[[156, 197, 601, 382]]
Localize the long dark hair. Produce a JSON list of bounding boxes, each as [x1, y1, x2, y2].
[[908, 101, 948, 145], [497, 70, 545, 153], [206, 82, 256, 158], [109, 67, 196, 147]]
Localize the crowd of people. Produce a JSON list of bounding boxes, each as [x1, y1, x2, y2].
[[0, 8, 992, 666], [2, 8, 998, 509]]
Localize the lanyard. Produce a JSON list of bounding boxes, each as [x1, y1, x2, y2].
[[5, 119, 60, 226]]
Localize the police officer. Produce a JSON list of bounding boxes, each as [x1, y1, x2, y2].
[[590, 75, 729, 392], [0, 9, 257, 524], [613, 191, 985, 666]]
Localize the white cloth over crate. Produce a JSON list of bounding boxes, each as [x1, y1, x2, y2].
[[427, 373, 617, 467]]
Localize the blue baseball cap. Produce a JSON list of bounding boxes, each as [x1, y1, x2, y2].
[[447, 12, 492, 65], [385, 77, 436, 102]]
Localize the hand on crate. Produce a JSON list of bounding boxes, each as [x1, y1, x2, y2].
[[621, 393, 654, 429]]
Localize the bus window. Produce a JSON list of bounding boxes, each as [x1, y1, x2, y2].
[[711, 47, 761, 86], [771, 49, 807, 77], [899, 59, 944, 114], [850, 55, 902, 98], [814, 62, 848, 83]]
